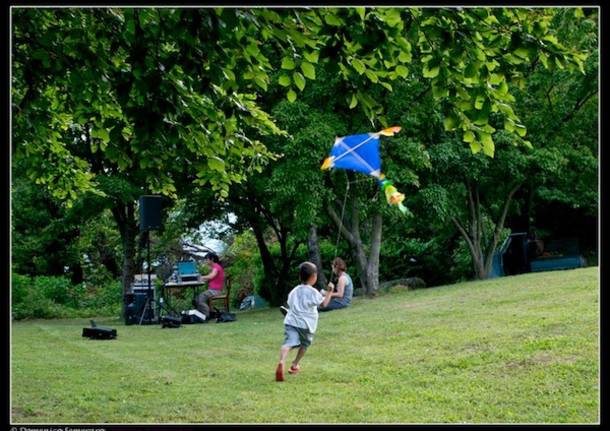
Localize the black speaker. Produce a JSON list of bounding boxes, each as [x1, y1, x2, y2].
[[124, 293, 137, 325], [82, 320, 117, 339], [124, 292, 155, 325], [82, 327, 117, 339], [139, 195, 163, 232]]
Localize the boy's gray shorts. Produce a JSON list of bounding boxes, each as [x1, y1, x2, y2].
[[283, 324, 313, 349]]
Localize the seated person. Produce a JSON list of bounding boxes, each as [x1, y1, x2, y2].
[[318, 257, 353, 312], [193, 252, 225, 319]]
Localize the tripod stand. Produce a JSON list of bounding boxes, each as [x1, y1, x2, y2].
[[138, 230, 157, 325]]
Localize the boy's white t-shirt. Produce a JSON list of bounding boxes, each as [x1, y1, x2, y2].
[[284, 284, 325, 333]]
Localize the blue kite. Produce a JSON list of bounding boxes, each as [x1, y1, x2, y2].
[[321, 126, 407, 213]]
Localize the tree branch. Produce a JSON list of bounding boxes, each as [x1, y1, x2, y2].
[[466, 181, 478, 253], [246, 191, 282, 241], [288, 240, 302, 262], [451, 216, 478, 260], [476, 184, 484, 253], [327, 204, 357, 246], [545, 82, 557, 116], [560, 89, 598, 123], [484, 182, 522, 271], [350, 198, 362, 245]]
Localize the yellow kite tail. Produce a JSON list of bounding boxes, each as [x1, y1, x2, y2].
[[378, 126, 402, 136]]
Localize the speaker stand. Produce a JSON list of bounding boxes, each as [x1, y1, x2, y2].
[[138, 230, 157, 325]]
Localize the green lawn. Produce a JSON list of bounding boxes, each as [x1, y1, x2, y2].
[[11, 267, 599, 424]]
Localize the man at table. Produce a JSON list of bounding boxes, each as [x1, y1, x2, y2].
[[194, 252, 225, 319]]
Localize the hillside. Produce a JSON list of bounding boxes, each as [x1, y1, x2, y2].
[[11, 267, 599, 424]]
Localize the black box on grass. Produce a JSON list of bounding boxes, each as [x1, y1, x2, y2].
[[82, 326, 117, 340]]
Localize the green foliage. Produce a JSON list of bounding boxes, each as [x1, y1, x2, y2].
[[224, 231, 265, 306], [449, 238, 474, 281], [12, 7, 588, 210], [11, 7, 597, 295], [12, 274, 122, 320], [11, 175, 82, 278], [13, 8, 284, 207], [76, 209, 123, 282], [264, 98, 345, 232], [302, 8, 586, 156], [510, 9, 598, 218]]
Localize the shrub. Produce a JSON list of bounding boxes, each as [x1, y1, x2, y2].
[[12, 273, 122, 320], [11, 273, 30, 304], [33, 275, 78, 307]]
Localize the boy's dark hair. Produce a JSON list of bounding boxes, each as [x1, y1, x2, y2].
[[299, 261, 317, 283], [205, 253, 220, 263]]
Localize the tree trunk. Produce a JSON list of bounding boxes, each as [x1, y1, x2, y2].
[[351, 245, 369, 292], [249, 219, 280, 305], [365, 212, 383, 294], [327, 201, 366, 291], [111, 202, 139, 297], [473, 255, 487, 280], [327, 198, 383, 295], [452, 182, 522, 280], [69, 262, 84, 285], [135, 230, 149, 275], [277, 257, 292, 304], [275, 229, 302, 303], [307, 225, 328, 289], [483, 183, 522, 276]]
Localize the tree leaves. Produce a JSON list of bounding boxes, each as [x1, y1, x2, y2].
[[12, 6, 591, 210], [303, 51, 319, 64], [478, 132, 495, 157], [324, 13, 343, 26], [300, 61, 316, 79], [474, 94, 486, 110], [254, 75, 268, 91], [381, 8, 403, 28], [287, 89, 297, 103], [395, 65, 409, 78], [207, 156, 226, 172], [281, 57, 296, 70], [91, 128, 110, 145], [349, 93, 358, 109], [422, 64, 440, 78], [292, 71, 306, 91], [365, 69, 379, 83], [351, 58, 366, 75], [514, 123, 527, 137], [463, 130, 475, 143], [443, 114, 458, 131]]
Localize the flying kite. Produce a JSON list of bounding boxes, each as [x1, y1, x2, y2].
[[321, 127, 407, 214]]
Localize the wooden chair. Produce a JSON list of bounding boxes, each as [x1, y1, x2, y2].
[[207, 277, 231, 317]]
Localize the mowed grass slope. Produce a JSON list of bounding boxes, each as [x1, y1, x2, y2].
[[11, 267, 599, 424]]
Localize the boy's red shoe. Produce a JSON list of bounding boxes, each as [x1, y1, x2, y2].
[[288, 364, 300, 375], [275, 363, 284, 382]]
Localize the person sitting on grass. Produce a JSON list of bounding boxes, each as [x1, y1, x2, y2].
[[276, 261, 333, 382], [318, 257, 353, 312]]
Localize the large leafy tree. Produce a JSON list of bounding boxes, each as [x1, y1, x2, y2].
[[416, 138, 527, 280], [406, 9, 597, 280], [13, 9, 284, 293], [511, 8, 598, 227], [12, 7, 587, 295]]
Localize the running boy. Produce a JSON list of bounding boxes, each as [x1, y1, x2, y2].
[[276, 261, 333, 382]]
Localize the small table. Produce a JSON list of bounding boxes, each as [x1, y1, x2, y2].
[[161, 280, 206, 315]]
